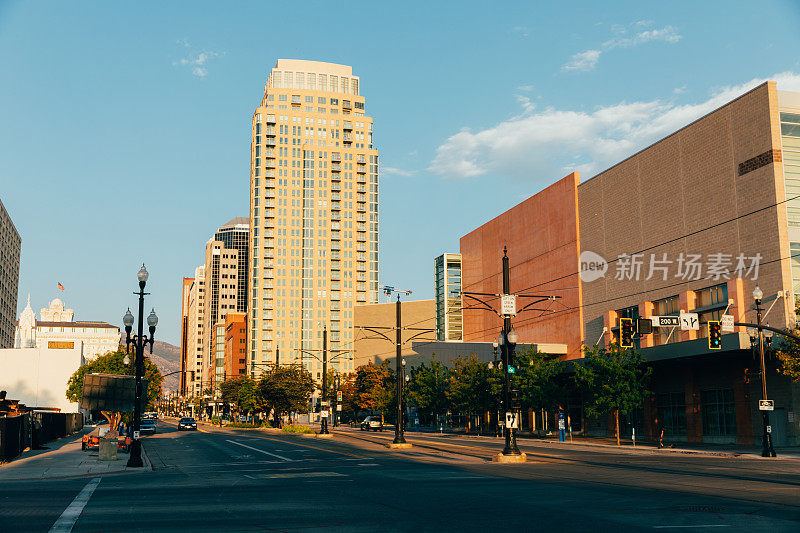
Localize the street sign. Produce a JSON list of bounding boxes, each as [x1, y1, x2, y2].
[[337, 391, 342, 402], [501, 294, 517, 317], [321, 400, 330, 407], [507, 365, 515, 374], [721, 314, 735, 333], [680, 313, 699, 331], [133, 430, 140, 439], [505, 412, 518, 429], [320, 410, 329, 418], [651, 316, 680, 327], [336, 404, 342, 411], [759, 399, 774, 411]]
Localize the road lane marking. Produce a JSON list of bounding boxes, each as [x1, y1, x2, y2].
[[653, 527, 730, 529], [252, 435, 368, 459], [226, 440, 292, 461], [258, 472, 346, 479], [49, 477, 101, 533]]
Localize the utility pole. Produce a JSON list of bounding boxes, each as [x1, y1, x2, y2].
[[394, 294, 405, 445], [500, 249, 521, 457], [320, 325, 329, 435]]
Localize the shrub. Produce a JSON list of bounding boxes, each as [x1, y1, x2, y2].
[[281, 424, 313, 434]]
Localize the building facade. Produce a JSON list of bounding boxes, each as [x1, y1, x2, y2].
[[248, 59, 379, 380], [179, 276, 194, 395], [185, 266, 205, 397], [224, 312, 247, 379], [458, 82, 800, 446], [0, 199, 21, 349], [201, 218, 249, 390], [353, 300, 436, 368], [14, 297, 119, 359], [435, 253, 463, 341]]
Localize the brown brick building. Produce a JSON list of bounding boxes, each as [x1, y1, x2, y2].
[[224, 312, 247, 379], [459, 82, 800, 446]]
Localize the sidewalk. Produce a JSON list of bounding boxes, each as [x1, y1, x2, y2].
[[0, 426, 152, 481]]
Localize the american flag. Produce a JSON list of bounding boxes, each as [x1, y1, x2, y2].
[[58, 282, 65, 291]]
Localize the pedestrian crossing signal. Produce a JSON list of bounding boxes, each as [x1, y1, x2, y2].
[[620, 318, 634, 348], [708, 321, 722, 350]]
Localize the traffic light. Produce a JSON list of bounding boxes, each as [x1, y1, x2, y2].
[[708, 321, 722, 350], [620, 318, 634, 348], [637, 318, 653, 336], [510, 389, 522, 410]]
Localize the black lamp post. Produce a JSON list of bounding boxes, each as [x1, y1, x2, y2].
[[123, 264, 158, 468], [320, 325, 330, 435], [753, 286, 777, 458], [492, 341, 501, 437], [497, 327, 520, 455], [393, 294, 407, 445]]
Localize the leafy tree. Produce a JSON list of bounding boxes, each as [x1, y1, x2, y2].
[[66, 349, 163, 429], [354, 361, 394, 419], [575, 343, 651, 445], [514, 347, 567, 411], [407, 359, 450, 425], [220, 376, 257, 417], [774, 305, 800, 382], [447, 355, 502, 433], [257, 365, 315, 427], [339, 373, 360, 415]]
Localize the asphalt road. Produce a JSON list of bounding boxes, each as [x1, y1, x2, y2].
[[2, 419, 800, 532]]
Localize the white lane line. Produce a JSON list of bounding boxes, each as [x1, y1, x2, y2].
[[226, 439, 292, 461], [49, 477, 101, 533], [653, 526, 730, 529]]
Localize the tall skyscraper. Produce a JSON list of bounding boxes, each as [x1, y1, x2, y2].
[[248, 59, 379, 380], [202, 218, 249, 389], [0, 199, 21, 349], [185, 266, 205, 397], [179, 276, 194, 396]]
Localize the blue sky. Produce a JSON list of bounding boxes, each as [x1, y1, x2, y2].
[[2, 0, 799, 345]]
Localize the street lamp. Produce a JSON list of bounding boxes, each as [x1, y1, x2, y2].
[[753, 286, 776, 458], [123, 264, 158, 468], [492, 341, 501, 437], [497, 326, 521, 456]]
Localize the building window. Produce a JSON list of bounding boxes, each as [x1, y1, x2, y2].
[[701, 389, 736, 436], [656, 392, 686, 436], [694, 283, 728, 337]]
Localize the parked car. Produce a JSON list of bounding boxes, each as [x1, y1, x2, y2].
[[140, 418, 157, 435], [177, 417, 198, 431], [82, 426, 131, 452], [360, 415, 383, 431]]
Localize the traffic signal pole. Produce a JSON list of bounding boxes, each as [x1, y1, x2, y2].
[[501, 251, 521, 456]]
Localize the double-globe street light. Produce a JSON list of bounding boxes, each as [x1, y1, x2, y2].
[[122, 264, 158, 468], [752, 286, 777, 458], [496, 326, 520, 456]]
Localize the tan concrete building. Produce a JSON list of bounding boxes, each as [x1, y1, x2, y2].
[[185, 266, 205, 397], [248, 59, 379, 381], [353, 300, 436, 368], [0, 198, 21, 349], [179, 276, 194, 395]]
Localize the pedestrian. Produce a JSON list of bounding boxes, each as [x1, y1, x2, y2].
[[557, 406, 566, 442], [655, 416, 664, 449]]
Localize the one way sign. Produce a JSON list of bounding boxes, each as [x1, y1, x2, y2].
[[680, 312, 699, 331]]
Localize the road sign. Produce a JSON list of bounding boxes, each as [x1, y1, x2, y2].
[[721, 314, 735, 333], [133, 430, 140, 440], [501, 295, 517, 317], [321, 400, 330, 407], [336, 404, 342, 411], [759, 400, 774, 411], [652, 316, 680, 327], [505, 412, 518, 429], [680, 312, 699, 331], [320, 410, 329, 418], [337, 391, 343, 402], [507, 365, 515, 374]]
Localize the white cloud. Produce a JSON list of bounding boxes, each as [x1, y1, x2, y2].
[[429, 72, 800, 181], [603, 25, 682, 50], [673, 85, 688, 95], [382, 166, 417, 177], [174, 50, 221, 78], [517, 85, 534, 92], [511, 26, 530, 38], [562, 24, 682, 73], [561, 49, 601, 72]]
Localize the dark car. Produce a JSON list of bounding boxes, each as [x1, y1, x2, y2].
[[177, 417, 198, 431], [140, 418, 157, 435], [360, 415, 383, 431]]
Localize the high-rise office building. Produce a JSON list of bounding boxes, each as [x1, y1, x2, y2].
[[202, 218, 249, 389], [248, 59, 379, 380], [0, 199, 21, 349], [185, 266, 205, 397], [179, 276, 194, 396], [434, 253, 462, 341]]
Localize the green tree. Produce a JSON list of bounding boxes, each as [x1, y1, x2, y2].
[[257, 365, 315, 427], [407, 359, 450, 425], [220, 376, 257, 417], [447, 355, 502, 433], [354, 361, 394, 419], [575, 343, 652, 445], [774, 305, 800, 382], [514, 347, 567, 412], [66, 349, 163, 428]]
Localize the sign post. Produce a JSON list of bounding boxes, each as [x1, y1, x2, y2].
[[759, 400, 774, 411], [721, 314, 735, 333], [680, 313, 699, 331], [500, 295, 517, 317]]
